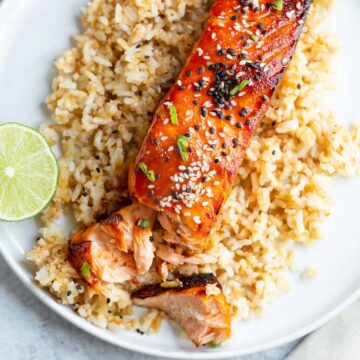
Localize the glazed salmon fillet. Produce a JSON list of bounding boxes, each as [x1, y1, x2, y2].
[[68, 0, 311, 345], [129, 0, 311, 249]]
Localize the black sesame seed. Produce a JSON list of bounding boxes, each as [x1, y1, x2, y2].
[[193, 100, 199, 105], [107, 298, 111, 304], [245, 119, 251, 125], [67, 291, 72, 296], [202, 176, 208, 182], [272, 150, 276, 155], [155, 174, 160, 180], [153, 138, 159, 145], [239, 108, 248, 117], [262, 95, 269, 101], [186, 188, 192, 193], [147, 191, 154, 198], [96, 167, 100, 173], [297, 83, 302, 90], [225, 115, 232, 121], [272, 121, 276, 126], [210, 127, 216, 134], [257, 23, 265, 29], [197, 66, 205, 74], [83, 192, 88, 197], [165, 156, 170, 162], [149, 236, 154, 242], [185, 132, 191, 138], [211, 144, 216, 149], [172, 191, 180, 200], [194, 125, 200, 131], [194, 85, 201, 91], [76, 285, 82, 290], [201, 106, 207, 117], [214, 158, 220, 164], [231, 15, 238, 20], [236, 122, 243, 129], [186, 70, 192, 77], [221, 151, 227, 157], [178, 85, 185, 90], [222, 143, 227, 149]]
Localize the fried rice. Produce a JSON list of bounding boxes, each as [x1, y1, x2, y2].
[[28, 0, 360, 334]]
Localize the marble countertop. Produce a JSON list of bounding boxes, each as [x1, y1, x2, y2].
[[0, 258, 301, 360]]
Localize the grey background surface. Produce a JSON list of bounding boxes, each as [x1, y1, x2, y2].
[[0, 259, 301, 360]]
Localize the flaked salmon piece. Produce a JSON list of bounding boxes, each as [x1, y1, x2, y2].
[[157, 244, 217, 266], [101, 202, 156, 253], [132, 273, 230, 346], [156, 244, 185, 265], [68, 202, 156, 284], [68, 229, 136, 286], [133, 225, 155, 274]]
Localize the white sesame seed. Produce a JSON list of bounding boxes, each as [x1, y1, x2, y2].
[[213, 181, 220, 186], [197, 47, 203, 56], [202, 202, 209, 207], [203, 55, 210, 60], [168, 146, 174, 152], [193, 216, 201, 224], [148, 185, 155, 189], [163, 118, 169, 125], [184, 212, 191, 217]]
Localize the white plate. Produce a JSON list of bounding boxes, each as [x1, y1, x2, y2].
[[0, 0, 359, 358]]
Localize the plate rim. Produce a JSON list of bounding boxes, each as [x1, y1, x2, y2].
[[0, 0, 359, 358]]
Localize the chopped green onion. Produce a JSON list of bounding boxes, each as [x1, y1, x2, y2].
[[207, 341, 222, 348], [138, 219, 149, 228], [138, 162, 156, 182], [251, 34, 259, 43], [81, 262, 90, 277], [113, 312, 122, 317], [230, 79, 249, 96], [176, 135, 189, 162], [166, 103, 179, 125], [272, 0, 283, 11]]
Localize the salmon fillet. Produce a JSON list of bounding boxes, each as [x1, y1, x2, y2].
[[129, 0, 311, 249]]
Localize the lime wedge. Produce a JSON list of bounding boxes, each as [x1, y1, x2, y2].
[[0, 122, 58, 221]]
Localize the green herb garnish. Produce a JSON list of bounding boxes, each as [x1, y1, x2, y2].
[[207, 341, 222, 348], [230, 79, 249, 96], [272, 0, 283, 10], [81, 262, 90, 277], [176, 135, 189, 162], [166, 103, 179, 125], [138, 162, 156, 182], [251, 34, 259, 43], [113, 312, 122, 317], [138, 219, 149, 228]]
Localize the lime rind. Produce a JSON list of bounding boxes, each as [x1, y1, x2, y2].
[[0, 122, 59, 222]]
